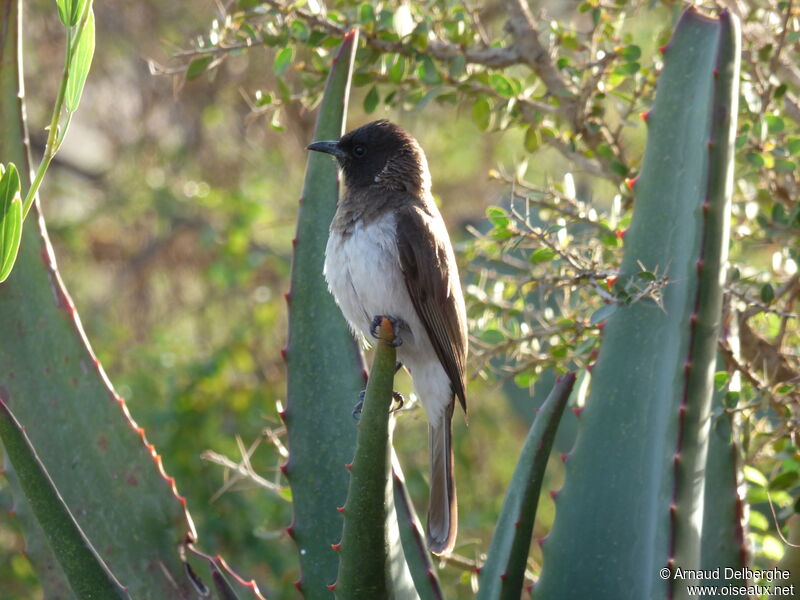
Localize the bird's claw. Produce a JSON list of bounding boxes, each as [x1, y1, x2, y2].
[[352, 390, 404, 421], [370, 315, 403, 347]]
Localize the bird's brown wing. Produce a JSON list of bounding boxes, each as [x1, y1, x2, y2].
[[396, 204, 468, 412]]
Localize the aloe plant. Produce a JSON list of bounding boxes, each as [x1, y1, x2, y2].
[[534, 8, 741, 600]]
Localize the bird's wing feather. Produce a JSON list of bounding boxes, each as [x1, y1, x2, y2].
[[396, 204, 468, 411]]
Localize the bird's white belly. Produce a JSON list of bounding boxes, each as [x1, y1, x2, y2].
[[324, 213, 421, 345], [324, 212, 452, 422]]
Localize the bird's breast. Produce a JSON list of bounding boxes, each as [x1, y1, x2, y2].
[[324, 212, 420, 345]]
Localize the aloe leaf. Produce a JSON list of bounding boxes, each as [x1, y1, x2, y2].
[[392, 454, 444, 600], [699, 361, 746, 598], [535, 9, 739, 600], [0, 2, 199, 596], [477, 372, 575, 600], [334, 318, 415, 599], [0, 400, 130, 599], [65, 7, 94, 112], [282, 29, 365, 598]]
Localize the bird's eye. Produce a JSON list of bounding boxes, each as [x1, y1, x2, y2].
[[353, 145, 366, 157]]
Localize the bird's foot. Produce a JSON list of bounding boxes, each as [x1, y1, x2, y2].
[[352, 390, 405, 421], [390, 391, 404, 412], [352, 391, 366, 421], [370, 315, 403, 347]]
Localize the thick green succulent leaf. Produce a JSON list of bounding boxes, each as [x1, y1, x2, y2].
[[335, 319, 416, 599], [392, 455, 444, 600], [535, 8, 739, 600], [700, 362, 746, 598], [0, 2, 199, 597], [477, 372, 575, 600], [0, 400, 130, 599], [282, 29, 365, 598]]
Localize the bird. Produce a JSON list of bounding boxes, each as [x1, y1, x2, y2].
[[307, 119, 468, 554]]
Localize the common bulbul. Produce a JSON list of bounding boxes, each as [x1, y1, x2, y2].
[[307, 120, 468, 554]]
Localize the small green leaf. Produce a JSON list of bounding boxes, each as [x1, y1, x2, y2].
[[448, 54, 465, 78], [472, 98, 491, 131], [524, 126, 540, 152], [0, 163, 23, 283], [480, 329, 505, 344], [760, 283, 774, 304], [56, 0, 71, 25], [486, 205, 509, 228], [787, 137, 800, 155], [620, 45, 641, 61], [490, 73, 515, 97], [363, 85, 379, 113], [65, 9, 95, 112], [186, 56, 213, 80], [529, 248, 557, 264], [273, 47, 294, 76], [388, 54, 405, 83], [744, 465, 768, 488], [418, 55, 440, 85], [358, 2, 375, 25], [765, 115, 784, 134], [590, 303, 617, 325]]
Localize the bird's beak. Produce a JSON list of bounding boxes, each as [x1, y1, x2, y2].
[[306, 140, 344, 158]]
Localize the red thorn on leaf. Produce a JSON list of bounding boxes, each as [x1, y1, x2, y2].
[[572, 406, 584, 418], [291, 238, 297, 248], [696, 259, 704, 274], [283, 292, 291, 304], [673, 454, 681, 467], [500, 573, 507, 581], [607, 275, 618, 289], [640, 110, 651, 122], [624, 176, 638, 190], [526, 583, 534, 592], [684, 361, 692, 374], [344, 463, 352, 471], [475, 566, 483, 574], [587, 363, 595, 372], [361, 369, 369, 382], [286, 525, 295, 539], [279, 463, 289, 476], [336, 505, 345, 513], [326, 583, 337, 591], [514, 518, 521, 528], [659, 43, 669, 55], [294, 580, 303, 592], [690, 314, 698, 327], [537, 535, 548, 548], [549, 489, 559, 500], [331, 543, 341, 552], [707, 140, 714, 149], [280, 347, 287, 361], [669, 503, 677, 516], [560, 452, 570, 463], [597, 321, 606, 332], [713, 69, 719, 79], [702, 200, 710, 214], [615, 228, 627, 241], [343, 28, 357, 42]]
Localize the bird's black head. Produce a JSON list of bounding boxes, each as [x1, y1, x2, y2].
[[306, 120, 429, 192]]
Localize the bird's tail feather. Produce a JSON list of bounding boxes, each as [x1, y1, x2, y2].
[[426, 401, 457, 554]]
